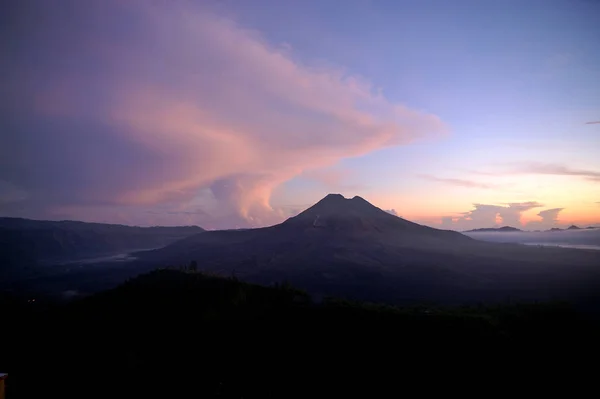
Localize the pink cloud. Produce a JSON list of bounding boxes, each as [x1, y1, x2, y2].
[[0, 1, 445, 228], [525, 208, 565, 230], [299, 166, 367, 193], [441, 202, 545, 230], [438, 202, 575, 231], [301, 168, 355, 187]]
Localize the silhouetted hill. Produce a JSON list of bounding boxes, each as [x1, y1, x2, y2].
[[0, 218, 203, 279], [142, 194, 600, 306], [2, 269, 596, 398], [465, 226, 522, 233], [568, 225, 581, 230]]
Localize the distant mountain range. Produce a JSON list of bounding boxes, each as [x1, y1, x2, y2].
[[549, 226, 583, 231], [0, 218, 203, 279], [564, 225, 598, 231], [464, 226, 522, 233], [139, 194, 600, 305], [466, 225, 598, 233]]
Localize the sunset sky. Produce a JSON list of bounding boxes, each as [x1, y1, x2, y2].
[[1, 0, 599, 230]]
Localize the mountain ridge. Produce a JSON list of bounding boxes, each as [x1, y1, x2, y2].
[[464, 226, 523, 233], [0, 218, 204, 279], [0, 217, 202, 231]]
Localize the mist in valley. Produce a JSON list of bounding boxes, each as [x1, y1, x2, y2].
[[465, 228, 600, 250]]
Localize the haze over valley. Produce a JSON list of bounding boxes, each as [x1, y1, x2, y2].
[[465, 227, 600, 250]]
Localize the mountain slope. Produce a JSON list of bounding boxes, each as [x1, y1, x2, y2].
[[142, 194, 600, 305], [282, 194, 470, 243]]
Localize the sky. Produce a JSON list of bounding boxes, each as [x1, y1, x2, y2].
[[1, 0, 599, 231]]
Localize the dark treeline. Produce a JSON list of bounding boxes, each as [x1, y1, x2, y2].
[[1, 269, 598, 398]]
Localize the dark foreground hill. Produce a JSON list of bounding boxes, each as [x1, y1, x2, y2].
[[2, 269, 597, 398], [141, 194, 600, 306], [0, 217, 203, 279]]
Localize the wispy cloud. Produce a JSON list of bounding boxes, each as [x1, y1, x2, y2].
[[418, 175, 493, 189], [0, 0, 445, 228], [472, 163, 600, 183], [585, 121, 600, 125], [512, 163, 600, 182], [471, 162, 600, 182]]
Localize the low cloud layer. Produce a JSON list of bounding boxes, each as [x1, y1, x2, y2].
[[441, 202, 549, 230], [0, 1, 445, 228]]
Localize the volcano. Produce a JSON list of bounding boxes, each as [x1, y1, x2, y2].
[[285, 194, 450, 233], [281, 194, 470, 244], [284, 193, 408, 231], [141, 194, 600, 305]]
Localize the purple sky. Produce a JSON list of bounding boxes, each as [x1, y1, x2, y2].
[[1, 0, 599, 230]]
